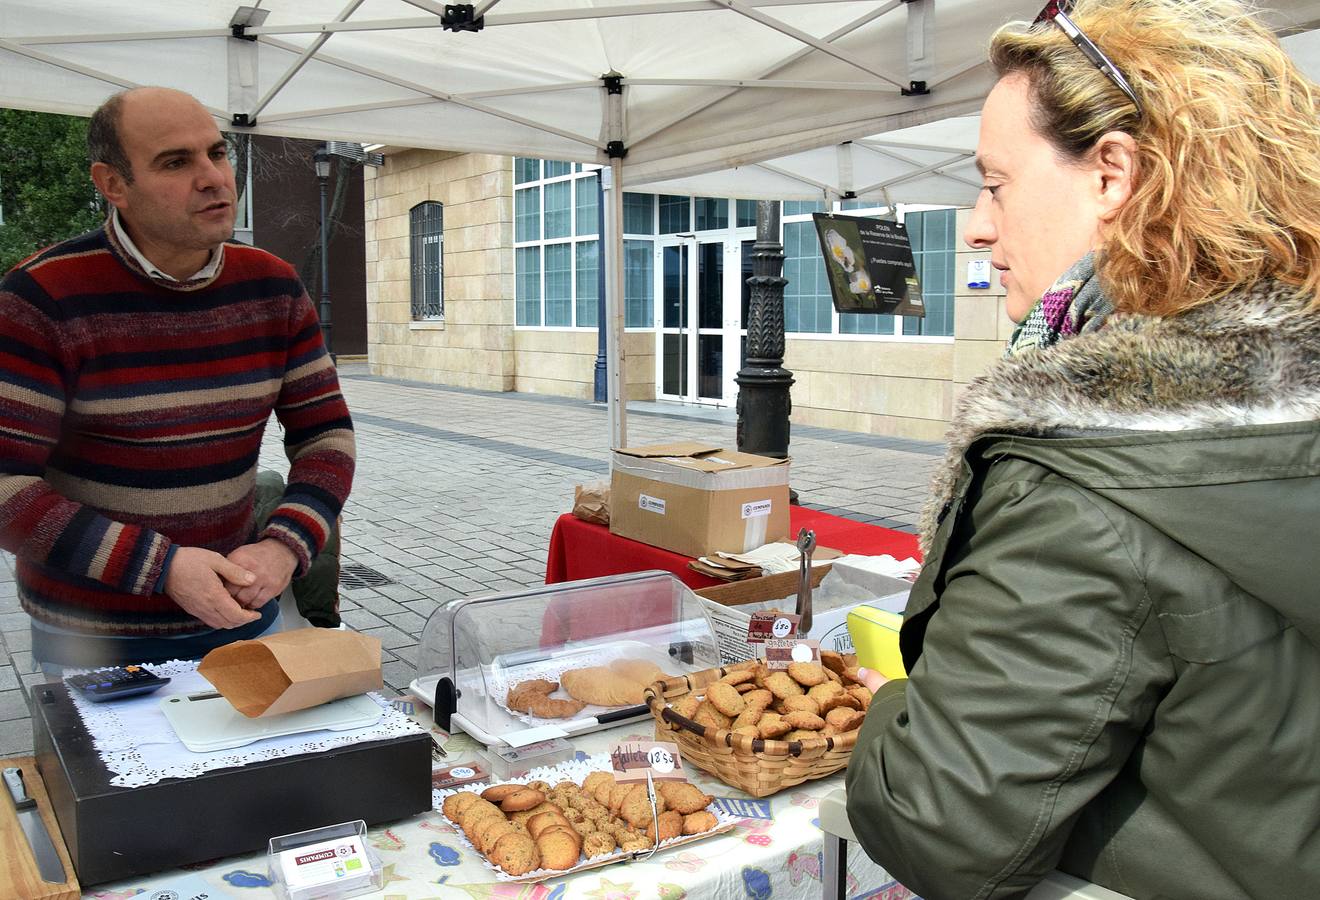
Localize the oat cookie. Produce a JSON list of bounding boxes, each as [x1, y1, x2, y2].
[[645, 810, 683, 842], [825, 707, 866, 731], [765, 670, 806, 700], [780, 695, 821, 716], [682, 810, 719, 834], [787, 661, 828, 687], [784, 710, 826, 730], [583, 831, 617, 858], [705, 681, 746, 717], [656, 781, 713, 815]]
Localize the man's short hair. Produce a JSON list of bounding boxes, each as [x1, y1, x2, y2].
[[87, 91, 134, 184]]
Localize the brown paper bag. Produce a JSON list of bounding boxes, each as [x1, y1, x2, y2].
[[198, 628, 383, 718], [573, 479, 610, 525]]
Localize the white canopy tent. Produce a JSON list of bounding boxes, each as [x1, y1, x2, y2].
[[4, 0, 1320, 445]]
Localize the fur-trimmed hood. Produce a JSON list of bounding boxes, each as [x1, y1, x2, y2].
[[920, 279, 1320, 551]]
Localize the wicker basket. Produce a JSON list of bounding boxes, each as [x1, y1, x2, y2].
[[643, 665, 857, 798]]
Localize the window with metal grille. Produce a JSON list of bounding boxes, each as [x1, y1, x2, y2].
[[410, 202, 444, 320]]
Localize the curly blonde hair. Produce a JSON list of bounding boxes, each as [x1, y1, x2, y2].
[[991, 0, 1320, 316]]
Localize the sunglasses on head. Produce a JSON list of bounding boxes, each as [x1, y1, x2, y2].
[[1034, 0, 1144, 117]]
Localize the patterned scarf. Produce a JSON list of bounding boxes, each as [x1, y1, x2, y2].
[[1004, 252, 1113, 358]]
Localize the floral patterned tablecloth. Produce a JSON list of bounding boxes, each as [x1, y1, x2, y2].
[[85, 721, 917, 900]]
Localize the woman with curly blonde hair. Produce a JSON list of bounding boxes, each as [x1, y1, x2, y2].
[[845, 2, 1320, 897]]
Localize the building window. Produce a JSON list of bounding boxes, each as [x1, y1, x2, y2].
[[903, 208, 957, 336], [514, 159, 612, 328], [409, 202, 444, 320]]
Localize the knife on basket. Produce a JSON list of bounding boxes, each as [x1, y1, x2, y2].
[[3, 766, 66, 884]]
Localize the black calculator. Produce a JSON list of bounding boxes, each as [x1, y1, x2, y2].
[[66, 665, 171, 702]]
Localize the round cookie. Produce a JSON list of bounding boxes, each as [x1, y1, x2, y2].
[[527, 810, 572, 839], [442, 791, 480, 820], [536, 828, 582, 870], [489, 831, 540, 876], [501, 788, 547, 812], [476, 816, 518, 854], [481, 784, 524, 803]]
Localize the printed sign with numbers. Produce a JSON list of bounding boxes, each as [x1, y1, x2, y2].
[[747, 611, 800, 644], [609, 740, 687, 783], [765, 638, 821, 670]]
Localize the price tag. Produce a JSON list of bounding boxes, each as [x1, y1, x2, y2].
[[431, 761, 490, 790], [747, 611, 800, 644], [608, 740, 687, 783], [765, 638, 821, 670]]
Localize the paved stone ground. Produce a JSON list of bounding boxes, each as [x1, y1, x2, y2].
[[0, 363, 942, 757]]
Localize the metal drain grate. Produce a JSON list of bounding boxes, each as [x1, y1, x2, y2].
[[339, 562, 395, 590]]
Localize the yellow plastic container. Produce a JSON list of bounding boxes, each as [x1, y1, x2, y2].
[[845, 605, 906, 679]]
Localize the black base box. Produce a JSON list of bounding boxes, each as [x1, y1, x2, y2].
[[31, 682, 432, 886]]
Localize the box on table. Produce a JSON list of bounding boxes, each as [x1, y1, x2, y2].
[[609, 442, 790, 558], [696, 563, 912, 665], [31, 683, 431, 887]]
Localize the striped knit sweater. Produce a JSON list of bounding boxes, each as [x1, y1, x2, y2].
[[0, 224, 355, 636]]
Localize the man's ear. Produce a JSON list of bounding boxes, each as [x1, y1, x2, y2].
[[1092, 131, 1138, 223], [91, 161, 127, 208]]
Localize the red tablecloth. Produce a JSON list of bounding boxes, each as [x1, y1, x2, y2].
[[546, 505, 921, 590]]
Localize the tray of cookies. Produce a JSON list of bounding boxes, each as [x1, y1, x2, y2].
[[643, 652, 874, 797], [411, 572, 722, 746], [435, 754, 736, 882]]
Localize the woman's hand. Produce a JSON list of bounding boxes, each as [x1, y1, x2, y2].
[[856, 667, 890, 693]]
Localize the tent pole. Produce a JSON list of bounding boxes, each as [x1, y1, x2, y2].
[[603, 159, 627, 449]]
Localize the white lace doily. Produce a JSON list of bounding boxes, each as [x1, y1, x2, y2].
[[433, 752, 736, 882], [67, 660, 425, 788], [488, 643, 678, 726]]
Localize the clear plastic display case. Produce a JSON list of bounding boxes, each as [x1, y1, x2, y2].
[[410, 571, 720, 746]]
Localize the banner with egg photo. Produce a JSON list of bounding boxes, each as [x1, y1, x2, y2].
[[811, 213, 926, 317]]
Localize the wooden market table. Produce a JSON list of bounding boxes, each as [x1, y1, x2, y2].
[[546, 505, 922, 590]]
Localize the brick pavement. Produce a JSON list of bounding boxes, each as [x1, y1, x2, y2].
[[0, 363, 942, 757]]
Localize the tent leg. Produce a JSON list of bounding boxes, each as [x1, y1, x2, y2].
[[602, 158, 627, 449]]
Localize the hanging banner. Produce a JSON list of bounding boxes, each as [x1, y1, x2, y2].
[[812, 213, 925, 317]]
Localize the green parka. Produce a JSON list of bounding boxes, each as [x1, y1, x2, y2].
[[846, 281, 1320, 900]]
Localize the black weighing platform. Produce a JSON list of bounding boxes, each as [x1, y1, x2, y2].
[[31, 681, 432, 886]]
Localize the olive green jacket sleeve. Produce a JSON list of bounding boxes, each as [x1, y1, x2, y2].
[[845, 468, 1172, 900]]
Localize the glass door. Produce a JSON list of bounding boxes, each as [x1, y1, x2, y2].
[[656, 238, 744, 404]]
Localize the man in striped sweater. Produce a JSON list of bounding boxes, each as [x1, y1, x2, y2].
[[0, 87, 355, 669]]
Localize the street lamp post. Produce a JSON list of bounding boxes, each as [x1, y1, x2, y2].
[[312, 146, 335, 362], [735, 200, 794, 460]]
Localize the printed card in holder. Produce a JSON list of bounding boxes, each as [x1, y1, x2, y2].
[[268, 820, 382, 900], [609, 740, 686, 783], [765, 638, 821, 670], [746, 611, 800, 644]]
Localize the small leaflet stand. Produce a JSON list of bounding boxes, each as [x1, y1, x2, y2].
[[268, 820, 382, 900], [160, 692, 382, 752]]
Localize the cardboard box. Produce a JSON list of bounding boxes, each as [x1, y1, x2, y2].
[[31, 683, 431, 886], [696, 564, 912, 665], [610, 442, 790, 558], [199, 629, 382, 718]]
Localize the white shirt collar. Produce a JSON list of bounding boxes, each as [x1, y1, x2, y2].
[[110, 207, 224, 282]]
